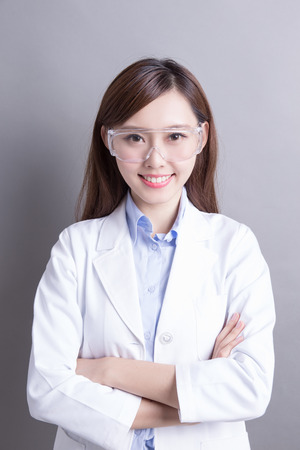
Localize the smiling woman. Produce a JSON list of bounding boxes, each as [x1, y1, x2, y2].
[[27, 58, 275, 450]]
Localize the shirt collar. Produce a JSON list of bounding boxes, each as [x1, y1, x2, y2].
[[125, 187, 188, 245]]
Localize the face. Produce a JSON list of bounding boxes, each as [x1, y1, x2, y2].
[[103, 89, 208, 215]]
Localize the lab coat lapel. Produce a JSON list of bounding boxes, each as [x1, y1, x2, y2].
[[158, 202, 218, 326], [92, 201, 144, 344]]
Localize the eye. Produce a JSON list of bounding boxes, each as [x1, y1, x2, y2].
[[168, 132, 186, 142], [124, 134, 144, 143]]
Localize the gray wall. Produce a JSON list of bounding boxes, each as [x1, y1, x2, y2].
[[1, 0, 299, 448]]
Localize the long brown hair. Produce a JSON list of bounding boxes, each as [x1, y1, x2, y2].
[[76, 58, 218, 220]]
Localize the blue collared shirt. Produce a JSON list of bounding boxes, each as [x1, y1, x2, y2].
[[126, 188, 187, 450]]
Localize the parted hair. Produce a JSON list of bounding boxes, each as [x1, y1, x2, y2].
[[76, 58, 219, 220]]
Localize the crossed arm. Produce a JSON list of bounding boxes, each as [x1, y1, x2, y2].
[[76, 313, 244, 429]]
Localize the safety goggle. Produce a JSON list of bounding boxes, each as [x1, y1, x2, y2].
[[107, 125, 203, 163]]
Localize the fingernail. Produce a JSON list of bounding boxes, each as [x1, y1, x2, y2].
[[230, 313, 239, 321], [235, 320, 243, 329]]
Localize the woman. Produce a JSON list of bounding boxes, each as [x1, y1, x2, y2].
[[27, 58, 275, 450]]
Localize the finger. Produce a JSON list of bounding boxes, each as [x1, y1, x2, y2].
[[217, 335, 244, 358], [227, 320, 245, 342], [228, 333, 244, 350], [215, 313, 240, 342], [217, 320, 245, 349], [226, 313, 240, 328]]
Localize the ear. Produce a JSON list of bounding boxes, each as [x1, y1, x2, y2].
[[201, 121, 209, 150], [101, 125, 109, 149]]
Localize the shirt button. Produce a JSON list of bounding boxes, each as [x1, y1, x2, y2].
[[144, 331, 151, 341], [148, 285, 155, 294], [159, 332, 173, 344], [151, 243, 158, 251]]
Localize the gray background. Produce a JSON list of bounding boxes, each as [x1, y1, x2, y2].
[[1, 0, 299, 448]]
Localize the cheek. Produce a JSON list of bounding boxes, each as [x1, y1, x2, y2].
[[116, 161, 136, 185], [178, 160, 196, 181]]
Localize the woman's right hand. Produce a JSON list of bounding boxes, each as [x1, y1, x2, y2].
[[211, 313, 245, 359]]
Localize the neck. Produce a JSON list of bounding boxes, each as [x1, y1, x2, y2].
[[131, 191, 182, 234], [146, 203, 180, 235]]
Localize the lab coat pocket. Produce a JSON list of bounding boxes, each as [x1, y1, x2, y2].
[[200, 432, 250, 449], [54, 427, 86, 450], [194, 293, 227, 360]]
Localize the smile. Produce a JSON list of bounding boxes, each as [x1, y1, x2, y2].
[[141, 175, 172, 183], [139, 174, 174, 188]]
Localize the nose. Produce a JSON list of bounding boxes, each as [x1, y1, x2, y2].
[[144, 147, 166, 167]]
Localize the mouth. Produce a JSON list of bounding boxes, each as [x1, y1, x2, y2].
[[139, 174, 174, 188]]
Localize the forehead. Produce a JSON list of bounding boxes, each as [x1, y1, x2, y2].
[[121, 89, 197, 129]]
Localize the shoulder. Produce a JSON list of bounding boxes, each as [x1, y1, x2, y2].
[[199, 210, 241, 230], [63, 199, 127, 239], [55, 200, 128, 254], [187, 201, 244, 234], [58, 217, 107, 245], [187, 202, 259, 250], [48, 218, 106, 261], [63, 217, 106, 239]]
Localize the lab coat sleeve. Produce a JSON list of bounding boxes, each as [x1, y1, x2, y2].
[[27, 228, 141, 450], [176, 224, 275, 423]]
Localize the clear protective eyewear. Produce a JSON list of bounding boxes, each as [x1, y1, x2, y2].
[[107, 125, 203, 163]]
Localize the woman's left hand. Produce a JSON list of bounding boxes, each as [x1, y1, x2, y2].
[[211, 313, 245, 359]]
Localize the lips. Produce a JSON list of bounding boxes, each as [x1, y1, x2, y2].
[[141, 174, 172, 183], [139, 174, 174, 188]]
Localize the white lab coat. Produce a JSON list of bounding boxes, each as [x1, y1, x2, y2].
[[27, 198, 275, 450]]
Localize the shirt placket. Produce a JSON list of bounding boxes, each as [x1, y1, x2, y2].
[[143, 239, 162, 362]]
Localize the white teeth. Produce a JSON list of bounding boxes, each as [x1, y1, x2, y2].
[[143, 175, 171, 183]]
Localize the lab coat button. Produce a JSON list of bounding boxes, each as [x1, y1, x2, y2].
[[151, 243, 158, 251], [144, 331, 151, 341], [159, 332, 173, 344]]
